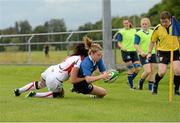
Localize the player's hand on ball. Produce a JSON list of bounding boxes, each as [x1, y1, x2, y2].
[[104, 70, 120, 83], [101, 72, 111, 79]]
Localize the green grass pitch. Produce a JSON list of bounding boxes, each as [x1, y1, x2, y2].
[[0, 65, 180, 122]]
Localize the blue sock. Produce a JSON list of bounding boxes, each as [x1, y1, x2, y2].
[[132, 72, 138, 80], [138, 79, 145, 89], [128, 74, 134, 88], [148, 81, 154, 91]]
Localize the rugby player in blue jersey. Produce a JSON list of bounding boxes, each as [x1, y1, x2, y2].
[[70, 37, 110, 98]]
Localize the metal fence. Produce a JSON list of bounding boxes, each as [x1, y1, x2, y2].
[[0, 29, 121, 66]]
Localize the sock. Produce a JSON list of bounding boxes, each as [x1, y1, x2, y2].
[[34, 92, 53, 98], [154, 73, 163, 88], [132, 72, 138, 80], [138, 79, 145, 88], [174, 75, 180, 92], [148, 81, 154, 91], [128, 74, 134, 88], [19, 81, 39, 93]]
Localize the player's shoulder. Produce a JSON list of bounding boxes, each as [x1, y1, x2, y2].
[[131, 28, 137, 32], [81, 56, 91, 65], [64, 55, 81, 62], [70, 55, 81, 59], [149, 28, 154, 32], [154, 24, 161, 31], [119, 28, 126, 33], [136, 29, 143, 34]]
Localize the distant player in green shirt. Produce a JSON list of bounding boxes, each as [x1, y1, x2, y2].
[[134, 18, 157, 91], [116, 19, 141, 90]]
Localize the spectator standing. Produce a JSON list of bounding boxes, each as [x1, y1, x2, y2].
[[44, 42, 49, 57]]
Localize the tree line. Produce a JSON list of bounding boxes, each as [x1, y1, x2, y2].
[[0, 0, 179, 51]]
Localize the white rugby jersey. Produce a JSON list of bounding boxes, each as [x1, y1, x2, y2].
[[41, 55, 84, 83], [57, 55, 84, 74]]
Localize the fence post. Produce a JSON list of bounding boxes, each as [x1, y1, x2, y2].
[[66, 32, 74, 56], [102, 0, 115, 69], [27, 35, 34, 64]]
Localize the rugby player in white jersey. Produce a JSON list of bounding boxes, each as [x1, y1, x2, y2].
[[13, 38, 92, 98]]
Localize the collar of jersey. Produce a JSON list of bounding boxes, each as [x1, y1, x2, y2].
[[141, 29, 149, 35], [88, 55, 96, 66]]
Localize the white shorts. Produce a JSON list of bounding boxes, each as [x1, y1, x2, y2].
[[41, 65, 68, 92]]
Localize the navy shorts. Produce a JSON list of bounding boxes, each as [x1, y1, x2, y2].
[[139, 54, 157, 65], [72, 81, 93, 94], [157, 50, 180, 64], [121, 51, 139, 62]]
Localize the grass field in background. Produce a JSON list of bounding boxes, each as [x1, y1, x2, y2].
[[0, 51, 68, 64], [0, 50, 123, 65], [0, 65, 180, 122]]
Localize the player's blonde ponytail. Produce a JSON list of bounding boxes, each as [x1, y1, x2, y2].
[[83, 36, 102, 54], [83, 36, 93, 49]]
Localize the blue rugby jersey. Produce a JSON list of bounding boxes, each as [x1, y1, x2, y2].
[[78, 55, 106, 77]]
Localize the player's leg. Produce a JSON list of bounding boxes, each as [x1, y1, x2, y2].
[[26, 88, 64, 98], [138, 63, 151, 90], [147, 54, 157, 91], [14, 66, 53, 96], [121, 51, 136, 89], [127, 60, 141, 90], [173, 60, 180, 96], [137, 56, 147, 90], [72, 80, 106, 98], [133, 61, 141, 75], [14, 79, 46, 96], [152, 63, 167, 94], [153, 51, 169, 94], [128, 52, 141, 90], [26, 71, 64, 98], [131, 52, 141, 80], [90, 85, 107, 98], [148, 63, 155, 91], [126, 61, 136, 89]]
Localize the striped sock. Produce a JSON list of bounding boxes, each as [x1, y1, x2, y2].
[[34, 92, 53, 98], [19, 82, 38, 93]]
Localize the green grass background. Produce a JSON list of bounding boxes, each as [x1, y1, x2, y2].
[[0, 65, 180, 122], [0, 51, 68, 64], [0, 50, 123, 65]]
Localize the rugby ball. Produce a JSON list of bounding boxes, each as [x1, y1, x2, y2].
[[104, 70, 120, 83]]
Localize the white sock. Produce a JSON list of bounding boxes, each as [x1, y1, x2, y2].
[[34, 92, 53, 98], [19, 82, 37, 93]]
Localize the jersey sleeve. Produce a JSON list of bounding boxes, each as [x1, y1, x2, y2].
[[74, 58, 81, 68], [97, 58, 106, 73], [116, 33, 122, 42], [151, 30, 158, 43], [134, 34, 140, 44], [151, 25, 160, 43]]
